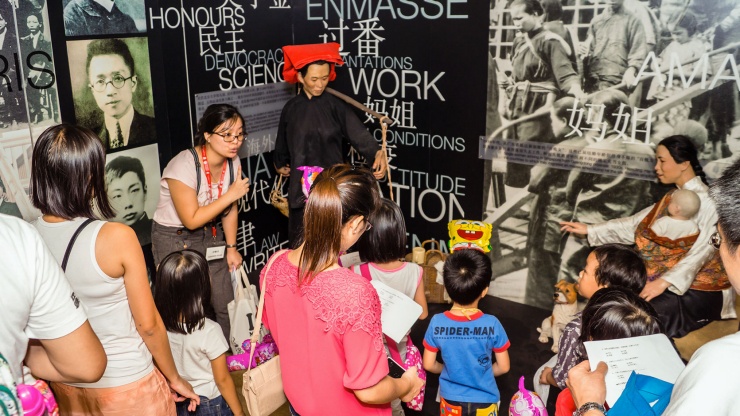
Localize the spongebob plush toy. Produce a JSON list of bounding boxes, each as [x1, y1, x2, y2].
[[448, 219, 493, 252]]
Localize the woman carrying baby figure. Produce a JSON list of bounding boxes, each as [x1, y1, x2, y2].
[[353, 198, 429, 416], [561, 135, 732, 339]]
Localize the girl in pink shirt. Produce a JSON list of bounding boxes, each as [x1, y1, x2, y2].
[[260, 165, 424, 415]]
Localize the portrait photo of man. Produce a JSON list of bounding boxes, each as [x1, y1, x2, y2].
[[105, 144, 160, 246], [67, 38, 156, 151], [63, 0, 144, 37]]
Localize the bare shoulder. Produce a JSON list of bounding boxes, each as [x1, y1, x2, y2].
[[97, 222, 138, 248]]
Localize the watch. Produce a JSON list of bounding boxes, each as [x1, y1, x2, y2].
[[225, 244, 237, 249], [573, 402, 606, 416]]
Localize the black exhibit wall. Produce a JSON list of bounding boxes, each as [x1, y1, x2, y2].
[[2, 0, 488, 282], [3, 0, 738, 306]]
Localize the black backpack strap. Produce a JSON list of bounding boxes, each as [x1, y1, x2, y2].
[[61, 218, 95, 272], [189, 148, 201, 194], [228, 158, 234, 184]]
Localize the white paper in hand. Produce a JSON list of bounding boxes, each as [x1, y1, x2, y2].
[[584, 334, 685, 406], [370, 280, 423, 343], [339, 251, 362, 268]]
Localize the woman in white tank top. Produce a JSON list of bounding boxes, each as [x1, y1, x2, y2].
[[30, 124, 200, 415]]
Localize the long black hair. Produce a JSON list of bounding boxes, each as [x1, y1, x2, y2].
[[658, 135, 707, 185], [153, 250, 215, 334]]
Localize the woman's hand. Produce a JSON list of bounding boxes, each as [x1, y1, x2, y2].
[[640, 278, 671, 302], [169, 376, 200, 411], [566, 360, 608, 408], [399, 366, 425, 402], [225, 166, 250, 203], [560, 221, 588, 236], [226, 247, 243, 272]]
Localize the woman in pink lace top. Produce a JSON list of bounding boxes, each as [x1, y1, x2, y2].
[[260, 164, 424, 415]]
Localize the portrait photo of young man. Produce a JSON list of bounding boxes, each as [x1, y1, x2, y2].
[[67, 38, 156, 151], [105, 143, 160, 246]]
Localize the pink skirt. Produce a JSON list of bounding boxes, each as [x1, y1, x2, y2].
[[52, 368, 175, 416]]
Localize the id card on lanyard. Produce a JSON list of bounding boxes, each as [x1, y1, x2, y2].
[[202, 145, 227, 260]]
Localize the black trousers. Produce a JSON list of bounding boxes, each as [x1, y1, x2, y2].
[[650, 289, 723, 339], [288, 206, 306, 249]]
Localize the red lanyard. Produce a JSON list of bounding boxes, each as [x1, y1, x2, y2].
[[201, 145, 227, 238]]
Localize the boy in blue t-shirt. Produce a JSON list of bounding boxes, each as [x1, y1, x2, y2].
[[423, 249, 510, 416]]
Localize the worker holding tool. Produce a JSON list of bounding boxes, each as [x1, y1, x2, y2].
[[273, 42, 388, 247]]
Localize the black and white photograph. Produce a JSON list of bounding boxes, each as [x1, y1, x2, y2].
[[17, 1, 61, 133], [62, 0, 145, 37], [105, 143, 160, 247], [67, 37, 156, 152], [0, 133, 38, 221], [0, 0, 29, 131], [483, 0, 740, 309]]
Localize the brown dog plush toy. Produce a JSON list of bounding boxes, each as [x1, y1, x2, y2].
[[537, 280, 579, 353]]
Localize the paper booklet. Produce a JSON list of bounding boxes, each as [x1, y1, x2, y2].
[[338, 251, 362, 268], [584, 334, 685, 406], [370, 280, 423, 344]]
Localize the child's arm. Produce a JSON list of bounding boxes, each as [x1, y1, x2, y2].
[[539, 366, 558, 387], [493, 350, 510, 376], [422, 349, 443, 374], [211, 354, 245, 416], [413, 276, 429, 320]]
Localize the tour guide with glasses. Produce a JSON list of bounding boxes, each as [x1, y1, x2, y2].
[[151, 103, 251, 340]]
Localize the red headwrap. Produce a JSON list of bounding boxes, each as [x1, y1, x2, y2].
[[282, 42, 344, 84]]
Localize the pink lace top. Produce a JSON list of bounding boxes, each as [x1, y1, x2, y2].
[[260, 251, 390, 415]]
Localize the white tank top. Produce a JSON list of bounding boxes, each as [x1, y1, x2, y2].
[[33, 217, 153, 388], [352, 262, 423, 299]]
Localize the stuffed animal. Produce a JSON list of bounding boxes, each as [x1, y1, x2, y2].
[[448, 219, 493, 252], [510, 376, 548, 416], [537, 280, 579, 353]]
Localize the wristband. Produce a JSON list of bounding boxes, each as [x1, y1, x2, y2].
[[573, 402, 606, 416], [226, 244, 237, 249]]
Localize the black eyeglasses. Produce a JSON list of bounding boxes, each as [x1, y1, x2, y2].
[[90, 75, 134, 92], [709, 231, 722, 250], [212, 131, 246, 143]]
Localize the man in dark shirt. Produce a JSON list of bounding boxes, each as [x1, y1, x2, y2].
[[85, 39, 156, 151], [63, 0, 137, 37], [21, 13, 58, 124], [273, 52, 387, 247]]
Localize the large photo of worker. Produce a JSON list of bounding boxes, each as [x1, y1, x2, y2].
[[483, 0, 740, 309]]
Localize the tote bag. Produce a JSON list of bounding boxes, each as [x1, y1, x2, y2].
[[243, 250, 288, 416], [227, 266, 263, 354]]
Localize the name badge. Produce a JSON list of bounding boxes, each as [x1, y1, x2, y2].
[[205, 245, 226, 261]]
